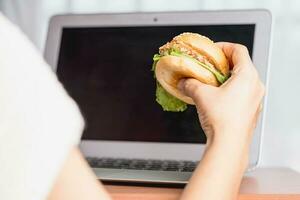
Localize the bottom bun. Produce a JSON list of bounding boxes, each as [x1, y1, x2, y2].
[[155, 55, 219, 105]]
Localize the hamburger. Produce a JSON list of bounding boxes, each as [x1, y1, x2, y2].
[[152, 33, 230, 112]]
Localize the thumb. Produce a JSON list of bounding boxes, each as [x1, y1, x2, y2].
[[177, 78, 212, 102]]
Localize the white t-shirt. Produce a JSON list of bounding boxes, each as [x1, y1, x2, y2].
[[0, 13, 84, 200]]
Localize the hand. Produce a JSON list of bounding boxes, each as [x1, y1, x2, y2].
[[178, 43, 265, 200], [178, 42, 265, 147]]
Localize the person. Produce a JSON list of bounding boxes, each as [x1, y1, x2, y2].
[[0, 13, 264, 200]]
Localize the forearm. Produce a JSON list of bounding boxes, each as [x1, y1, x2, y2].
[[48, 148, 112, 200], [180, 131, 250, 200]]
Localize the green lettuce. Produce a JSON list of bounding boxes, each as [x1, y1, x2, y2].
[[152, 48, 229, 112], [155, 82, 187, 112]]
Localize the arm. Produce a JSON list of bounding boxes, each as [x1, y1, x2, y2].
[[47, 147, 112, 200], [179, 43, 265, 200]]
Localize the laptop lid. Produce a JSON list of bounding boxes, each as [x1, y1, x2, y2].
[[44, 10, 272, 169]]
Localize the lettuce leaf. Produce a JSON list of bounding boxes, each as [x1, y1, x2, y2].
[[156, 82, 187, 112]]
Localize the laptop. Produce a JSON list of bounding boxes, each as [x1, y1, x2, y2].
[[44, 10, 272, 184]]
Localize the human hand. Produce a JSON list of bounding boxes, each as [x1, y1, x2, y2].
[[178, 42, 265, 148]]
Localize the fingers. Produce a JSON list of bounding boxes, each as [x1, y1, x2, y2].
[[215, 42, 252, 71], [178, 78, 214, 102], [216, 42, 260, 89]]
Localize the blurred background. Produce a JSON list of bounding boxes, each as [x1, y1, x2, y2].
[[0, 0, 299, 172]]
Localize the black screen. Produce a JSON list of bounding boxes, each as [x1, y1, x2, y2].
[[57, 24, 255, 143]]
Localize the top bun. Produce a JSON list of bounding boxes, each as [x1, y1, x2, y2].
[[173, 33, 229, 76], [155, 33, 229, 105]]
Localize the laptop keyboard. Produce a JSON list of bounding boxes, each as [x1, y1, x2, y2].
[[87, 157, 198, 172]]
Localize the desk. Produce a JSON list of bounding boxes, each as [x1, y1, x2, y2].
[[104, 168, 300, 200]]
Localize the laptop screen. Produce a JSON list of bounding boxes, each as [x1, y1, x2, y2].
[[57, 24, 255, 144]]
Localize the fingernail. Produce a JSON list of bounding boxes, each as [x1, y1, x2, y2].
[[177, 79, 186, 91]]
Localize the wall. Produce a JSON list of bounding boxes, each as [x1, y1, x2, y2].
[[1, 0, 299, 172]]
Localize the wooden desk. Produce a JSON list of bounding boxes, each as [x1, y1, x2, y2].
[[104, 168, 300, 200]]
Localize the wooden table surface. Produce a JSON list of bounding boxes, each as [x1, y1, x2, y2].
[[105, 185, 300, 200], [104, 168, 300, 200]]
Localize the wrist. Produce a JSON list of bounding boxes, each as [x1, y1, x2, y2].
[[210, 124, 253, 147], [205, 129, 251, 170], [205, 141, 249, 174]]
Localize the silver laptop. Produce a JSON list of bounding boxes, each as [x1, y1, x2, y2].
[[44, 10, 272, 184]]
